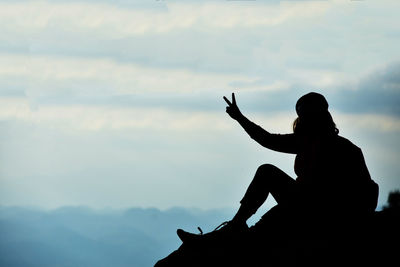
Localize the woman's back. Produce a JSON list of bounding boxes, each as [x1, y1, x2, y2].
[[294, 135, 378, 214]]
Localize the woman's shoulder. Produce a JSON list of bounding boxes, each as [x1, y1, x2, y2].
[[334, 135, 362, 153]]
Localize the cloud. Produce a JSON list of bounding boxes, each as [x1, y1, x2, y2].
[[0, 1, 336, 75], [235, 61, 400, 118], [0, 52, 298, 114], [0, 53, 249, 95], [1, 0, 398, 83], [1, 51, 399, 123], [328, 62, 400, 116], [1, 53, 399, 126], [1, 93, 400, 138], [0, 97, 234, 133], [0, 1, 330, 37], [334, 112, 400, 134]]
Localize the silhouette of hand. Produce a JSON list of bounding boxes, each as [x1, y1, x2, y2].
[[223, 93, 243, 120]]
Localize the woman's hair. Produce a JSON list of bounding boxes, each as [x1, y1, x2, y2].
[[293, 111, 339, 136]]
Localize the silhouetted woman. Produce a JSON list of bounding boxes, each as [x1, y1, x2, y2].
[[178, 92, 378, 247]]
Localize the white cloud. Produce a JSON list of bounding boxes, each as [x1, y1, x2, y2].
[[233, 80, 291, 93], [1, 96, 399, 135], [0, 97, 233, 132], [0, 53, 294, 97], [335, 112, 400, 133], [0, 1, 331, 37], [287, 68, 354, 88]]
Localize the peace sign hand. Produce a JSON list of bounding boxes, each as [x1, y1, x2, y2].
[[223, 93, 243, 120]]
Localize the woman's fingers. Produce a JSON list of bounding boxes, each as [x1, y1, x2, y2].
[[224, 93, 241, 120], [224, 93, 237, 106], [223, 96, 232, 106]]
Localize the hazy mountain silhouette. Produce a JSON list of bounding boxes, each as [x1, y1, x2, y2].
[[1, 194, 398, 267], [0, 206, 233, 267]]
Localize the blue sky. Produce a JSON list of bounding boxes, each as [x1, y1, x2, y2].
[[0, 0, 399, 210]]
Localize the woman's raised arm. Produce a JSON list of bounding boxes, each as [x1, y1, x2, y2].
[[223, 93, 298, 154]]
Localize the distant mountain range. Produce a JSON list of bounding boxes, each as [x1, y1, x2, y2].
[[2, 202, 398, 267], [0, 206, 234, 267]]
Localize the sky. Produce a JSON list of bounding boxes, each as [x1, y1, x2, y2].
[[0, 0, 399, 211]]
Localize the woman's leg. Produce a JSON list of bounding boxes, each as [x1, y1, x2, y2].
[[176, 164, 296, 243], [232, 164, 296, 224]]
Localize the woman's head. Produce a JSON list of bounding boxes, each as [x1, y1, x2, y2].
[[293, 92, 339, 136]]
